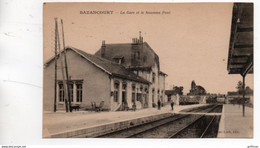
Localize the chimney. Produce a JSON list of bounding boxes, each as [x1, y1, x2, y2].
[[101, 40, 106, 57], [133, 38, 137, 44], [139, 31, 143, 43], [132, 32, 144, 44], [139, 31, 141, 40], [102, 40, 105, 46]]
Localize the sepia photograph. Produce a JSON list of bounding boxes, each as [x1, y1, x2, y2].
[[42, 2, 253, 138]]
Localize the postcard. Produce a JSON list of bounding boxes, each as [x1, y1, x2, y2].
[[43, 2, 253, 138]]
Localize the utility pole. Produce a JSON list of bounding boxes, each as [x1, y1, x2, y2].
[[57, 18, 69, 112], [242, 75, 245, 117], [54, 18, 58, 112], [61, 19, 72, 112]]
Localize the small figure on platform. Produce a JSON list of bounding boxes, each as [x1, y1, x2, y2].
[[171, 101, 174, 111], [157, 100, 161, 110]]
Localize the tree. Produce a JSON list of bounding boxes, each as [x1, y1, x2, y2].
[[173, 86, 184, 95], [191, 80, 196, 89], [236, 81, 253, 95], [179, 86, 184, 95], [245, 86, 253, 95], [196, 85, 206, 95]]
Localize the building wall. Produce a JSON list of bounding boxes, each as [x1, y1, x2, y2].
[[95, 40, 166, 109], [132, 62, 167, 108], [110, 77, 149, 111], [159, 74, 166, 104], [169, 94, 180, 105], [43, 49, 111, 111], [148, 63, 159, 107], [131, 42, 159, 68]]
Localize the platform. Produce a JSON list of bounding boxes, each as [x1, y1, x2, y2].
[[43, 104, 207, 137], [217, 104, 253, 138]]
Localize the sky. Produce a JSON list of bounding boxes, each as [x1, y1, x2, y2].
[[43, 2, 254, 94]]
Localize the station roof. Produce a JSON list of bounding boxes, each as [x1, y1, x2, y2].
[[95, 42, 160, 69], [227, 3, 253, 76], [45, 47, 151, 84]]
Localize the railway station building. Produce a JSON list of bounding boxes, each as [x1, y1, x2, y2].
[[95, 34, 167, 108], [43, 34, 167, 111]]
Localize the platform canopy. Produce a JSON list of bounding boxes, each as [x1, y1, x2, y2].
[[227, 3, 253, 76]]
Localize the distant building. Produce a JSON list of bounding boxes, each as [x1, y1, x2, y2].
[[165, 90, 180, 105], [227, 91, 253, 104]]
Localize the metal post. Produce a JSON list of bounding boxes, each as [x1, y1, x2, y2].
[[242, 75, 245, 117], [54, 18, 58, 112]]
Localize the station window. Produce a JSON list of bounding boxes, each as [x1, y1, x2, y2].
[[114, 81, 119, 102], [145, 87, 148, 93], [137, 93, 141, 101], [114, 57, 124, 64], [59, 83, 64, 102], [152, 72, 156, 83], [69, 83, 74, 102], [122, 83, 127, 90], [122, 83, 127, 103], [152, 89, 155, 103], [58, 80, 83, 103], [76, 83, 82, 102], [132, 84, 136, 103], [134, 51, 140, 60], [132, 84, 136, 91], [133, 53, 136, 61], [137, 51, 140, 59]]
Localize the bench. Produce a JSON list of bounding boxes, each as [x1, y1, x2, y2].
[[91, 101, 105, 112], [71, 105, 80, 111], [95, 101, 104, 112]]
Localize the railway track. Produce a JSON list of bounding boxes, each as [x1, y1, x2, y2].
[[96, 114, 191, 138], [168, 115, 219, 138], [208, 105, 223, 113], [96, 104, 222, 138], [185, 104, 222, 113]]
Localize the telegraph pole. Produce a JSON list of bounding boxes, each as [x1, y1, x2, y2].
[[61, 19, 72, 112], [57, 18, 69, 112], [54, 18, 58, 112]]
